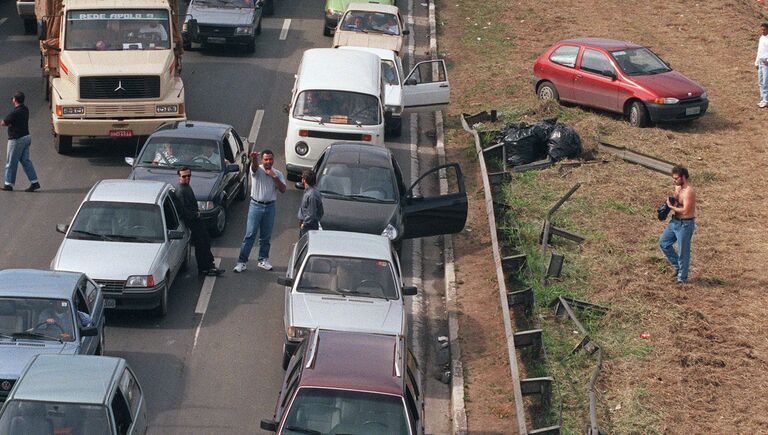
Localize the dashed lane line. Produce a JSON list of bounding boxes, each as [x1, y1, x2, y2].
[[193, 257, 221, 349], [279, 19, 291, 40]]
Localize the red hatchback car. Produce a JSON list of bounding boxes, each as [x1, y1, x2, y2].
[[533, 38, 708, 127]]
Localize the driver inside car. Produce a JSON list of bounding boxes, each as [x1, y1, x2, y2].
[[34, 301, 91, 338]]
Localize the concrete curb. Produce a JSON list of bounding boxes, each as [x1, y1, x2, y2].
[[428, 1, 468, 433]]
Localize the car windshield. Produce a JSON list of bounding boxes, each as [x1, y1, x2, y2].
[[317, 161, 397, 202], [382, 60, 399, 85], [297, 255, 398, 300], [137, 137, 222, 171], [610, 47, 671, 76], [0, 297, 76, 342], [293, 90, 380, 125], [65, 9, 171, 51], [69, 201, 164, 243], [0, 400, 110, 434], [283, 388, 409, 435], [340, 11, 400, 35]]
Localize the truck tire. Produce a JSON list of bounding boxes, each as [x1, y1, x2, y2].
[[55, 135, 73, 155]]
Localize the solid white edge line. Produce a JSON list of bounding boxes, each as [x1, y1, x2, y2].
[[248, 109, 265, 150], [193, 257, 221, 349], [279, 18, 291, 40]]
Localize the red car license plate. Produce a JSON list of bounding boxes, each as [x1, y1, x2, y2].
[[109, 129, 133, 137]]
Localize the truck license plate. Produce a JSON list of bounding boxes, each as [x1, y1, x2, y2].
[[207, 37, 226, 44], [109, 129, 133, 137], [104, 299, 116, 309], [685, 106, 700, 116]]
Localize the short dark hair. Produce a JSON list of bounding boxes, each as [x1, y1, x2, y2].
[[261, 149, 274, 157], [671, 165, 689, 179], [13, 92, 24, 105], [302, 169, 316, 186], [762, 22, 768, 29], [177, 166, 191, 175]]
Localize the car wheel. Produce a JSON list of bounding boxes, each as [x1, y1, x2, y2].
[[263, 0, 274, 15], [282, 342, 292, 370], [211, 208, 227, 237], [55, 135, 73, 155], [629, 101, 649, 128], [537, 82, 559, 102], [155, 281, 169, 317], [237, 173, 250, 201]]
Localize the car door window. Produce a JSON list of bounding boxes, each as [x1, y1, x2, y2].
[[549, 45, 579, 68], [119, 368, 143, 420], [163, 196, 180, 230], [84, 280, 99, 309], [74, 286, 91, 317], [580, 48, 614, 75], [111, 389, 133, 435], [222, 136, 236, 164], [392, 157, 406, 194], [227, 131, 242, 158], [405, 60, 447, 85]]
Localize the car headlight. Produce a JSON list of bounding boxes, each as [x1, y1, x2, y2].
[[126, 275, 155, 288], [653, 97, 679, 105], [295, 141, 309, 156], [287, 326, 311, 340], [235, 26, 253, 35], [700, 92, 707, 99], [62, 106, 84, 115], [197, 201, 215, 211], [382, 223, 399, 241], [156, 105, 178, 113]]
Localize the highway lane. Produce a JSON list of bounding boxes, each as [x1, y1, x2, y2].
[[0, 0, 424, 433]]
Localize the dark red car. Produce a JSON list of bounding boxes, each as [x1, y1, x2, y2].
[[533, 38, 708, 127]]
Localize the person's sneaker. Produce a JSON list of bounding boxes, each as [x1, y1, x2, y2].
[[1, 185, 12, 191], [676, 279, 688, 284], [257, 259, 273, 271], [759, 101, 768, 108], [24, 182, 40, 192], [233, 262, 247, 273], [206, 268, 225, 276]]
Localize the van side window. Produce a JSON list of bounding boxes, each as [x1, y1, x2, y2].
[[111, 390, 133, 435]]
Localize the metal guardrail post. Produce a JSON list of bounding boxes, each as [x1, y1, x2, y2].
[[540, 184, 581, 288]]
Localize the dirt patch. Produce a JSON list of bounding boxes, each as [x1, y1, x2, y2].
[[439, 0, 768, 432]]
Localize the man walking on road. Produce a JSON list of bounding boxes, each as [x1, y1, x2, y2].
[[756, 23, 768, 107], [297, 169, 323, 238], [234, 149, 286, 272], [176, 167, 225, 277], [2, 91, 40, 192], [659, 165, 696, 284]]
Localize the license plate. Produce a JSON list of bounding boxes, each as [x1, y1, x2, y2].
[[109, 129, 133, 137], [207, 37, 226, 44], [104, 299, 116, 309], [685, 106, 700, 116]]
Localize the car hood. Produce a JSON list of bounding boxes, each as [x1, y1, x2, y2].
[[130, 167, 220, 200], [334, 32, 402, 53], [188, 4, 256, 26], [320, 197, 398, 235], [61, 51, 171, 76], [630, 70, 705, 99], [292, 293, 403, 335], [53, 239, 162, 280], [0, 341, 77, 379]]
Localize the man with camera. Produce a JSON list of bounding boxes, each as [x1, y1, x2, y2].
[[658, 165, 696, 284]]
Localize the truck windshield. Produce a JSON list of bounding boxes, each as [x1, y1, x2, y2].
[[65, 9, 171, 51], [293, 90, 381, 125], [0, 401, 110, 434]]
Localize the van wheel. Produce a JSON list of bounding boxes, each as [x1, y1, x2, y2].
[[55, 135, 73, 155], [155, 282, 169, 317], [629, 101, 649, 128], [537, 82, 559, 102]]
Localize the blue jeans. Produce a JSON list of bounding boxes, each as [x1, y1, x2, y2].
[[237, 201, 276, 263], [759, 63, 768, 103], [4, 135, 38, 187], [659, 217, 695, 282]]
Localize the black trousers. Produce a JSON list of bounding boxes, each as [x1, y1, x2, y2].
[[189, 219, 215, 272]]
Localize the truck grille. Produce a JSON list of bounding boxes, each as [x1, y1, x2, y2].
[[198, 25, 235, 36], [80, 76, 160, 99], [87, 104, 157, 117], [96, 279, 125, 293], [306, 130, 371, 141]]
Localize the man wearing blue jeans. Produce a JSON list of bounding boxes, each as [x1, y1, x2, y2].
[[2, 91, 40, 192], [659, 165, 696, 284], [757, 23, 768, 108], [234, 149, 286, 272]]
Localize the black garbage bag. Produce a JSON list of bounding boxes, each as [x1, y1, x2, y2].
[[546, 123, 582, 161], [503, 119, 555, 166]]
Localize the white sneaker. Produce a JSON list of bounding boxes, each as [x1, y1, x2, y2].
[[233, 262, 247, 273], [759, 101, 768, 108], [257, 259, 273, 270]]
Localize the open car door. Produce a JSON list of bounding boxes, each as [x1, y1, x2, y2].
[[402, 59, 450, 113], [402, 163, 467, 239]]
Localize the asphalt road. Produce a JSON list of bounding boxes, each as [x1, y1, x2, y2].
[[0, 1, 427, 433]]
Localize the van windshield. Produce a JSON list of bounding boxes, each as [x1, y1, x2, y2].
[[0, 401, 111, 434], [65, 9, 171, 51], [293, 90, 381, 126]]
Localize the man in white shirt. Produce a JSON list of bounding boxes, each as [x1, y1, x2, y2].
[[756, 23, 768, 107], [234, 149, 286, 272]]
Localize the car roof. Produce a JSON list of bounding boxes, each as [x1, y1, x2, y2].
[[300, 330, 403, 395], [559, 38, 643, 51], [338, 46, 398, 62], [345, 2, 400, 14], [11, 355, 125, 405], [86, 179, 169, 204], [306, 231, 392, 260], [0, 269, 82, 299], [297, 49, 381, 96], [325, 142, 392, 167], [151, 121, 231, 141]]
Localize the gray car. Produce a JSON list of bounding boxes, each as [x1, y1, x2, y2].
[[0, 354, 147, 434], [0, 269, 105, 402]]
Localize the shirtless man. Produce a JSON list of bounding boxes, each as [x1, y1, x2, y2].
[[659, 165, 696, 284]]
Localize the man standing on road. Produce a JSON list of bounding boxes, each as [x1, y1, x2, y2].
[[756, 23, 768, 108], [659, 165, 696, 284], [297, 169, 323, 238], [1, 92, 40, 192], [234, 149, 286, 272], [176, 167, 225, 277]]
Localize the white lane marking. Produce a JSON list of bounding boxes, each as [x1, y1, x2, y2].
[[279, 19, 291, 40], [247, 109, 265, 150], [0, 18, 8, 27], [193, 257, 221, 349], [6, 35, 36, 42]]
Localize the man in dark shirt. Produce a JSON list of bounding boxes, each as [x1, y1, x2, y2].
[[297, 169, 323, 238], [1, 91, 39, 192], [175, 167, 224, 276]]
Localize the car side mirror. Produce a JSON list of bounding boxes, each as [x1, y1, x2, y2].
[[402, 29, 410, 35], [277, 276, 294, 287], [260, 419, 278, 432], [124, 157, 135, 166], [402, 286, 417, 296], [56, 224, 69, 234], [80, 325, 99, 337], [602, 69, 616, 80], [405, 77, 417, 86], [226, 163, 240, 173], [168, 230, 185, 240]]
